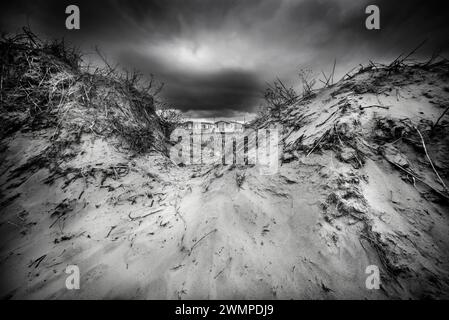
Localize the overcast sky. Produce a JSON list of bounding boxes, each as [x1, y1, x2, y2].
[[2, 0, 449, 119]]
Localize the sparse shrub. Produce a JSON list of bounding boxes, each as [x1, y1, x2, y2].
[[157, 107, 184, 137], [298, 68, 316, 98]]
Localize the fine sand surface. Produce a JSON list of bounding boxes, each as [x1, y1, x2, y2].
[[0, 141, 388, 299]]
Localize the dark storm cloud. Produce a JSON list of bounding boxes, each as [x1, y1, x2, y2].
[[1, 0, 448, 117], [118, 49, 262, 115]]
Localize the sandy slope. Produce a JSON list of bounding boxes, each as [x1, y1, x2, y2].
[[0, 138, 385, 299], [1, 58, 449, 299]]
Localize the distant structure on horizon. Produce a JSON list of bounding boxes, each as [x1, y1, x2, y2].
[[183, 120, 244, 132]]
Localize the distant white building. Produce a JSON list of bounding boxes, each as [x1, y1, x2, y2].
[[214, 120, 244, 132], [183, 120, 214, 131], [182, 120, 244, 132]]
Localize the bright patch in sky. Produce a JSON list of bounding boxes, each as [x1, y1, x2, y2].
[[148, 37, 253, 73]]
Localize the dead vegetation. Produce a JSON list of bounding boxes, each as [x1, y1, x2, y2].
[[157, 107, 185, 137], [0, 28, 166, 154], [262, 68, 321, 121]]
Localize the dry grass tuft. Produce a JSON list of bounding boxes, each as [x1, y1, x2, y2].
[[1, 28, 166, 154]]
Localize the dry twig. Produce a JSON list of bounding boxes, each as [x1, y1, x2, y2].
[[415, 127, 449, 194]]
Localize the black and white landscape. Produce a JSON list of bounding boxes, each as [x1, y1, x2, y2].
[[1, 0, 449, 299]]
